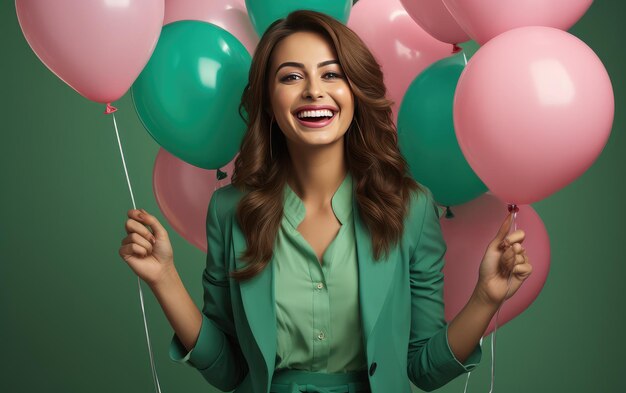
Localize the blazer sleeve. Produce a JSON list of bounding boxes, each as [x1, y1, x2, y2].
[[168, 188, 248, 391], [407, 188, 482, 392]]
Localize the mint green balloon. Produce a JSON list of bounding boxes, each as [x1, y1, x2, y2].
[[132, 21, 251, 170], [397, 53, 487, 207], [245, 0, 352, 36], [458, 40, 480, 59]]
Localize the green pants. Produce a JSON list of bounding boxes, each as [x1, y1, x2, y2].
[[270, 369, 371, 393]]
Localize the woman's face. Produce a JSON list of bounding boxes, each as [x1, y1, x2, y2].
[[268, 31, 354, 149]]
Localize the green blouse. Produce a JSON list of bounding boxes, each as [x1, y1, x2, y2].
[[273, 171, 367, 373]]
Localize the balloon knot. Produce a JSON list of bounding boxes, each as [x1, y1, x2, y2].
[[104, 103, 118, 114], [452, 44, 462, 54], [216, 168, 227, 180], [445, 206, 455, 219], [507, 204, 519, 213]]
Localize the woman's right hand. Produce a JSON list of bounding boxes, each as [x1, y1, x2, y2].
[[119, 209, 175, 287]]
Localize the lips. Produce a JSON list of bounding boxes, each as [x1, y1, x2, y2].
[[293, 110, 337, 129], [292, 105, 339, 129], [293, 105, 339, 115]]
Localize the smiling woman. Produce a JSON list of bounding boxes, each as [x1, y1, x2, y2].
[[268, 32, 354, 145], [118, 9, 506, 393], [232, 10, 421, 284]]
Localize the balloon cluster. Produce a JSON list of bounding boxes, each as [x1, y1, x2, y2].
[[17, 0, 613, 270], [16, 0, 352, 252], [393, 0, 613, 209], [370, 0, 610, 331]]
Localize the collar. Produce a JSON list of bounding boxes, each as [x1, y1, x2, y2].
[[283, 171, 354, 228]]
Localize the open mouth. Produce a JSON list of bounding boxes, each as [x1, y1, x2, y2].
[[294, 109, 337, 128], [296, 109, 336, 122]]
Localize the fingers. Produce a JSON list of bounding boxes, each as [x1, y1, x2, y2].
[[491, 212, 527, 252], [494, 211, 514, 242], [512, 254, 533, 277], [126, 209, 168, 240], [125, 215, 155, 243], [497, 229, 526, 251], [499, 246, 515, 274], [500, 245, 532, 277], [121, 232, 153, 255], [119, 242, 149, 259]]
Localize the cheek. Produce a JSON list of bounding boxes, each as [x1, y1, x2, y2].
[[334, 86, 354, 111], [272, 87, 297, 114]]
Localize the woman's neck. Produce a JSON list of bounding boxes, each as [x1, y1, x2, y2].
[[285, 139, 348, 209]]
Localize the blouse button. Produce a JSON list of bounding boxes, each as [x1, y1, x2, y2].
[[317, 331, 326, 340], [316, 282, 324, 290]]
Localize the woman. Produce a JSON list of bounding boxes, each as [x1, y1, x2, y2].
[[119, 10, 532, 393]]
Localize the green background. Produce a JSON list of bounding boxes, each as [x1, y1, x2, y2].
[[1, 1, 623, 392]]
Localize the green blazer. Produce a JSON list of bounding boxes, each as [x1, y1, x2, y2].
[[169, 182, 482, 393]]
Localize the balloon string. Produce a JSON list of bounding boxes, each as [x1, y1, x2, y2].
[[108, 105, 163, 393], [461, 204, 518, 393], [487, 204, 517, 393]]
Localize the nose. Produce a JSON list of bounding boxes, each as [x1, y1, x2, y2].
[[302, 77, 324, 99]]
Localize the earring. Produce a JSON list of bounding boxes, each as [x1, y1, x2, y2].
[[269, 116, 274, 160], [354, 118, 367, 147]]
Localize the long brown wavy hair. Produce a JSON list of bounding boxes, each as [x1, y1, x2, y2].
[[229, 10, 422, 282]]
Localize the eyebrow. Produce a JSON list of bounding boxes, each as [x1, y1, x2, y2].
[[275, 59, 340, 75]]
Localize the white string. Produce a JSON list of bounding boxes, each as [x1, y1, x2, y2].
[[461, 207, 517, 393], [111, 111, 163, 393], [486, 208, 517, 393]]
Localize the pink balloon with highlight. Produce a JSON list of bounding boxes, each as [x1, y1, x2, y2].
[[348, 0, 454, 121], [440, 193, 550, 335], [16, 0, 164, 104], [399, 0, 470, 44], [153, 148, 236, 253], [442, 0, 593, 45], [454, 26, 614, 206], [164, 0, 258, 55]]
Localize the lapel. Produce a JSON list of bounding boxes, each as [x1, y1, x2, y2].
[[230, 191, 397, 379]]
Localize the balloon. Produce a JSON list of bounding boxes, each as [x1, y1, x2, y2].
[[164, 0, 258, 55], [398, 54, 486, 207], [16, 0, 164, 104], [442, 0, 593, 45], [457, 40, 480, 59], [132, 21, 251, 170], [348, 0, 454, 121], [440, 193, 550, 335], [399, 0, 470, 44], [454, 26, 614, 206], [245, 0, 352, 36], [153, 149, 236, 253]]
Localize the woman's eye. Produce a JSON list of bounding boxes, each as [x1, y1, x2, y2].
[[324, 72, 342, 79], [280, 72, 343, 82], [281, 74, 301, 82]]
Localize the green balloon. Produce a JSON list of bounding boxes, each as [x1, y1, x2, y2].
[[458, 40, 480, 59], [245, 0, 352, 36], [397, 53, 487, 207], [132, 21, 251, 169]]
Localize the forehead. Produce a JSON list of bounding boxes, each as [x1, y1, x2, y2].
[[270, 31, 338, 71]]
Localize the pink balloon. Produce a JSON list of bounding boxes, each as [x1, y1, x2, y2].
[[441, 193, 550, 335], [153, 149, 236, 253], [348, 0, 454, 121], [16, 0, 164, 104], [454, 26, 614, 205], [164, 0, 258, 55], [442, 0, 593, 45], [399, 0, 470, 44]]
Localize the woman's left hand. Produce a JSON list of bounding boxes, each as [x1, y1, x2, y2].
[[475, 211, 533, 306]]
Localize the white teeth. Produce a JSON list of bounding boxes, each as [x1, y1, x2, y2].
[[296, 109, 334, 118]]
